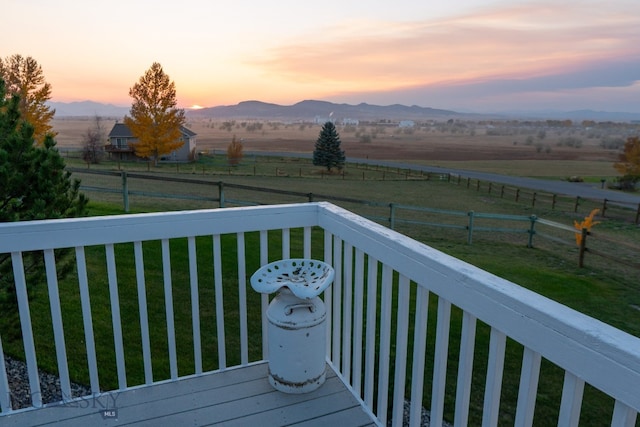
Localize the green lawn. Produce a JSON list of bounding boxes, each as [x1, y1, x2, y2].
[[2, 155, 639, 425]]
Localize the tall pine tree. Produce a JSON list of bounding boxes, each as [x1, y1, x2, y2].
[[0, 78, 88, 314], [313, 121, 345, 171]]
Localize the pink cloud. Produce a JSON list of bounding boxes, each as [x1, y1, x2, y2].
[[254, 1, 640, 98]]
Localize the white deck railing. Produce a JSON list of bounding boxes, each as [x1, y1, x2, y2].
[[0, 202, 638, 426]]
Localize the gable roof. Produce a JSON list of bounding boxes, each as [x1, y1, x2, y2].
[[180, 126, 197, 137], [108, 123, 197, 138], [108, 123, 134, 138]]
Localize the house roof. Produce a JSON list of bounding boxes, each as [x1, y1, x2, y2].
[[108, 123, 134, 138], [108, 123, 197, 138], [180, 126, 197, 137]]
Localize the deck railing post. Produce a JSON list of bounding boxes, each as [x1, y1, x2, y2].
[[121, 171, 129, 213]]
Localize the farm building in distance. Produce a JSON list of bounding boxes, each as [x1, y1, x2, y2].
[[105, 122, 197, 162]]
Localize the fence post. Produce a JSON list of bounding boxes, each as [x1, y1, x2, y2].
[[552, 194, 557, 210], [602, 199, 608, 217], [308, 193, 314, 202], [488, 182, 492, 194], [218, 182, 225, 208], [121, 171, 129, 213], [389, 203, 396, 230], [467, 177, 470, 188], [476, 180, 480, 191], [574, 196, 580, 213], [467, 211, 474, 245], [500, 186, 505, 198], [532, 192, 537, 208], [527, 215, 537, 248], [636, 203, 640, 225], [578, 228, 587, 267], [515, 188, 520, 202]]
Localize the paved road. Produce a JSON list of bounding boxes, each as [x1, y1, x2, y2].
[[247, 151, 640, 207], [354, 157, 640, 206]]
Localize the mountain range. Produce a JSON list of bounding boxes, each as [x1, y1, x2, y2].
[[47, 99, 640, 122]]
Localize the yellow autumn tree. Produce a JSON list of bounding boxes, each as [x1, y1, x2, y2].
[[0, 54, 55, 144], [227, 135, 244, 166], [124, 62, 185, 166], [574, 209, 600, 246], [614, 136, 640, 189]]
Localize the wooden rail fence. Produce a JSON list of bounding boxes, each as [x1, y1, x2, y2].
[[69, 168, 639, 270]]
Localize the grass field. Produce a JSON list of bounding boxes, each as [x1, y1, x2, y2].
[[3, 190, 637, 425], [53, 117, 635, 180], [4, 127, 640, 424]]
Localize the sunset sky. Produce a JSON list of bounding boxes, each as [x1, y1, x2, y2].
[[3, 0, 639, 113]]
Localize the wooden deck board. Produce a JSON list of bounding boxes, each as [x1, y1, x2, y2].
[[1, 362, 379, 427]]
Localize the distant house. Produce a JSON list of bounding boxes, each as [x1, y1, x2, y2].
[[398, 120, 415, 128], [342, 118, 359, 126], [314, 115, 335, 125], [106, 123, 197, 162]]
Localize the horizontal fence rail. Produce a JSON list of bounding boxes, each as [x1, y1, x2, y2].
[[69, 167, 640, 224], [69, 168, 640, 270], [1, 202, 639, 426]]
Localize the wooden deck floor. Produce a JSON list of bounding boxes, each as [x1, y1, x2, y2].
[[2, 362, 379, 426]]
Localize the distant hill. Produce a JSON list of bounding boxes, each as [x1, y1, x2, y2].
[[48, 99, 640, 122], [188, 100, 464, 121], [48, 101, 129, 118]]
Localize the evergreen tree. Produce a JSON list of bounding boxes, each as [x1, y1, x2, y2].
[[313, 121, 345, 171], [0, 78, 88, 313]]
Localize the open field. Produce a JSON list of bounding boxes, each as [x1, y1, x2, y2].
[[52, 117, 638, 179], [2, 194, 639, 426], [5, 126, 640, 424]]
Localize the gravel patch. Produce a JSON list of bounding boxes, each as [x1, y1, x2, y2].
[[388, 399, 453, 427], [3, 355, 92, 410]]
